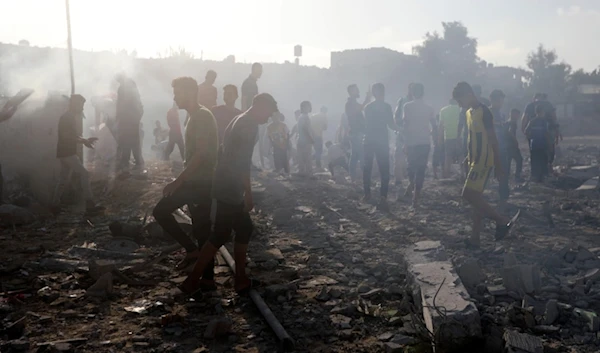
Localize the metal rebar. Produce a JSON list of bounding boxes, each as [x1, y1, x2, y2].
[[175, 209, 294, 351]]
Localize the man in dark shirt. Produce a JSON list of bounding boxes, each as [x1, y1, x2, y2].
[[345, 84, 371, 181], [363, 83, 398, 207], [1, 95, 29, 204], [181, 93, 279, 296], [394, 83, 413, 189], [489, 89, 510, 208], [197, 70, 218, 109], [241, 63, 262, 111], [211, 84, 242, 144], [153, 77, 219, 278], [115, 74, 144, 171], [522, 93, 560, 172], [53, 94, 103, 213]]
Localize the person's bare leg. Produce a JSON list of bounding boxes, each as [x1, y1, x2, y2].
[[463, 188, 509, 225], [181, 242, 220, 293], [233, 243, 250, 291]]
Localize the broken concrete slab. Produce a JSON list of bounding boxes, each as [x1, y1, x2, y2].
[[503, 329, 543, 353], [567, 165, 599, 180], [402, 241, 482, 350], [457, 258, 485, 288], [573, 308, 600, 332]]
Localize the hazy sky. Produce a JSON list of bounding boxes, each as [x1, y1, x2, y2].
[[1, 0, 599, 71]]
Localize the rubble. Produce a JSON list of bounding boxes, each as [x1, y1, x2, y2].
[[503, 330, 543, 353], [0, 204, 35, 226]]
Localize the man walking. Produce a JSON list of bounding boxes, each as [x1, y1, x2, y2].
[[115, 74, 144, 171], [489, 89, 510, 209], [345, 84, 371, 181], [153, 77, 218, 279], [53, 94, 103, 213], [211, 85, 242, 144], [362, 83, 398, 208], [438, 99, 461, 178], [310, 106, 328, 169], [180, 93, 279, 296], [197, 70, 217, 109], [297, 101, 314, 176]]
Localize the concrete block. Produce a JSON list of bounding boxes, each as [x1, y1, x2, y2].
[[503, 329, 543, 353], [457, 259, 485, 288], [519, 265, 542, 294], [88, 259, 116, 281], [402, 241, 482, 350]]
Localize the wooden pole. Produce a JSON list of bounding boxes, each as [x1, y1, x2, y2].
[[65, 0, 82, 160]]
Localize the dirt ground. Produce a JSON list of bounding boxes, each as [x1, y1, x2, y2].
[[1, 137, 600, 353]]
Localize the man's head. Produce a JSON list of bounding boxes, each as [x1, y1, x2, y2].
[[205, 70, 217, 85], [472, 84, 483, 98], [510, 108, 521, 121], [372, 83, 385, 100], [535, 104, 545, 117], [325, 141, 333, 149], [533, 93, 543, 101], [171, 76, 199, 110], [347, 84, 359, 99], [223, 84, 239, 106], [251, 93, 278, 124], [69, 94, 86, 114], [320, 106, 328, 114], [489, 89, 505, 110], [452, 82, 476, 109], [251, 63, 263, 79], [300, 101, 312, 114], [412, 83, 425, 100]]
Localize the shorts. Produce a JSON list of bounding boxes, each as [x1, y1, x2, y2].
[[444, 139, 460, 163], [463, 164, 493, 193]]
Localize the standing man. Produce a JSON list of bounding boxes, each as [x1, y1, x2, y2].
[[402, 83, 435, 209], [507, 108, 523, 182], [197, 70, 217, 109], [310, 106, 328, 169], [345, 84, 371, 181], [152, 77, 218, 276], [242, 63, 265, 168], [362, 83, 399, 208], [211, 84, 242, 144], [438, 99, 461, 178], [164, 102, 184, 161], [180, 93, 279, 296], [53, 94, 103, 213], [0, 101, 21, 203], [267, 112, 290, 174], [297, 101, 314, 176], [489, 89, 510, 209], [452, 82, 518, 248], [394, 84, 413, 189], [115, 74, 144, 171]]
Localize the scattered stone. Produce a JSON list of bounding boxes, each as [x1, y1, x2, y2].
[[457, 258, 485, 288], [9, 340, 30, 351], [573, 308, 600, 332], [0, 204, 35, 225], [388, 317, 402, 326], [315, 287, 331, 302], [502, 266, 523, 294], [488, 285, 507, 296], [503, 329, 543, 353], [377, 332, 394, 341], [576, 247, 597, 262], [301, 276, 338, 288], [384, 342, 404, 353], [330, 314, 352, 329], [86, 272, 113, 298], [204, 318, 232, 339], [88, 260, 116, 281], [519, 265, 542, 294], [37, 286, 60, 303], [391, 334, 415, 345], [533, 325, 560, 334], [544, 299, 559, 325], [52, 342, 72, 352], [584, 268, 600, 283]]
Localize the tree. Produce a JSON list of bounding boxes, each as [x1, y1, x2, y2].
[[413, 22, 480, 101], [526, 44, 571, 101]]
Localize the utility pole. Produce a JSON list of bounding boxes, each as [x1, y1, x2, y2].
[[65, 0, 82, 160]]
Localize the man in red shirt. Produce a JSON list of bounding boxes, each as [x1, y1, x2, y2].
[[197, 70, 217, 109], [211, 85, 241, 144], [164, 102, 184, 160]]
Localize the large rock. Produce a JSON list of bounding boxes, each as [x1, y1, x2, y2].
[[0, 204, 35, 226], [402, 241, 481, 350]]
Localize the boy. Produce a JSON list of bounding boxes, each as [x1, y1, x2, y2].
[[267, 112, 290, 174], [525, 105, 550, 182], [452, 82, 519, 248], [507, 108, 523, 182], [326, 141, 349, 177]]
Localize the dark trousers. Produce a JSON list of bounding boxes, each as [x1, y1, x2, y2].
[[314, 137, 324, 169], [329, 157, 349, 177], [209, 201, 253, 247], [349, 133, 364, 179], [152, 182, 214, 279], [498, 152, 510, 201], [273, 147, 289, 173], [0, 164, 3, 204], [507, 144, 523, 180], [406, 144, 431, 192], [531, 148, 548, 182], [118, 124, 144, 169], [164, 132, 184, 160], [363, 142, 390, 198]]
